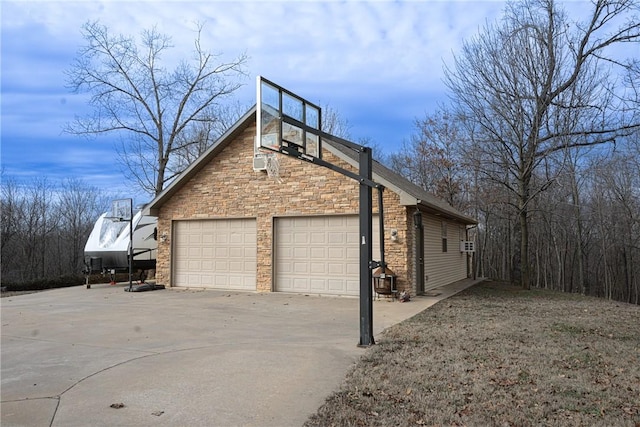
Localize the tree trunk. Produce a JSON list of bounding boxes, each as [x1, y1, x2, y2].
[[519, 204, 530, 290], [156, 154, 167, 196]]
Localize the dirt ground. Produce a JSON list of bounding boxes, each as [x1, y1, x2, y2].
[[305, 281, 640, 427]]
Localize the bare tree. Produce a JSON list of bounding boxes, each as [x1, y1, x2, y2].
[[322, 103, 352, 139], [1, 172, 21, 253], [65, 21, 248, 196], [17, 178, 59, 281], [359, 136, 389, 165], [321, 103, 387, 162], [57, 178, 109, 274], [390, 109, 467, 208], [444, 0, 640, 289], [168, 101, 248, 174]]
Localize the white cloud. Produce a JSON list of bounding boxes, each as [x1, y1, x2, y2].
[[3, 0, 607, 192]]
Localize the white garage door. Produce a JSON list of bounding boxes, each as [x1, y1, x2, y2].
[[173, 219, 256, 290], [274, 215, 379, 296]]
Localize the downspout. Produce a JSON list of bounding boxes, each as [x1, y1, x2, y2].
[[413, 210, 424, 294], [466, 224, 478, 280]]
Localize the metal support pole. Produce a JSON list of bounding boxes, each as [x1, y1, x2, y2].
[[358, 147, 375, 347], [128, 199, 133, 291], [377, 186, 386, 269]]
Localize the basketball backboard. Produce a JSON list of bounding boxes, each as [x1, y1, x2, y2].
[[108, 198, 132, 222], [256, 76, 322, 159]]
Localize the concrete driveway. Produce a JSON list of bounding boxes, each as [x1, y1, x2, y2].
[[1, 280, 477, 427]]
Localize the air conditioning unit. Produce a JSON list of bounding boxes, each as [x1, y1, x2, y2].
[[253, 153, 267, 171], [460, 241, 475, 253]]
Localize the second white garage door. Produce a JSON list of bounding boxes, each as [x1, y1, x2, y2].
[[274, 215, 379, 296], [173, 218, 256, 290]]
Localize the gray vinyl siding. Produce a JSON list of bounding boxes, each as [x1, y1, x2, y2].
[[422, 215, 467, 290]]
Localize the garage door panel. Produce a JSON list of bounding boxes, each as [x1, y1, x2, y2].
[[310, 263, 326, 274], [202, 247, 214, 257], [293, 278, 307, 290], [293, 262, 308, 273], [229, 260, 244, 270], [293, 247, 308, 258], [214, 247, 228, 258], [310, 279, 325, 291], [173, 219, 256, 290], [328, 263, 346, 275], [310, 247, 325, 258], [229, 247, 244, 258], [346, 247, 359, 259], [294, 233, 308, 244], [328, 232, 345, 244], [346, 263, 359, 274], [310, 232, 326, 244], [199, 273, 212, 282], [279, 263, 292, 274], [327, 216, 346, 227], [346, 280, 359, 293], [328, 250, 346, 261], [346, 232, 359, 244], [328, 279, 346, 291]]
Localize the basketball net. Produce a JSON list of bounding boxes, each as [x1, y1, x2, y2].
[[266, 154, 282, 183]]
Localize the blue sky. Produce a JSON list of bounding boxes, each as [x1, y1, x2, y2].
[[1, 0, 589, 199]]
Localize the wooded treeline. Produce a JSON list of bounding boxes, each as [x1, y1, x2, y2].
[[389, 0, 639, 304], [1, 176, 110, 284], [479, 143, 639, 303], [392, 115, 639, 304]]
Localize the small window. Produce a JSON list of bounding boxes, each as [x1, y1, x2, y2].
[[441, 222, 448, 253]]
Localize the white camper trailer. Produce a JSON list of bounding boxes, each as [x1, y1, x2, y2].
[[84, 208, 157, 276]]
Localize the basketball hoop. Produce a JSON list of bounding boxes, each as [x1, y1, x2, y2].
[[106, 198, 133, 222], [265, 154, 282, 183]]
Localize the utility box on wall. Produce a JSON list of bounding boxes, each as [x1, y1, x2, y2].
[[460, 241, 475, 253]]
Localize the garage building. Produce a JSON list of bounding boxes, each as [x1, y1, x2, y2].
[[145, 107, 476, 296]]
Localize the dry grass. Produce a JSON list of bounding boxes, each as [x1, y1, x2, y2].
[[306, 281, 640, 427]]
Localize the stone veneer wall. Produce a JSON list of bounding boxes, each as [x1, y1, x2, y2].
[[155, 121, 412, 292]]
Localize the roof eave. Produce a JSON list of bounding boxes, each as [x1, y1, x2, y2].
[[324, 142, 477, 225], [415, 200, 477, 224]]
